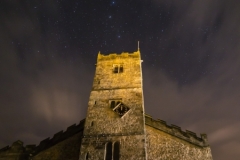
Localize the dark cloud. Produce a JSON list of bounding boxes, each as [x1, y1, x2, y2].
[[1, 0, 240, 159], [0, 0, 93, 147]]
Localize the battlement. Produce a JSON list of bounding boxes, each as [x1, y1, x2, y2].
[[97, 50, 140, 62], [0, 119, 85, 158], [145, 114, 209, 147], [33, 119, 85, 155]]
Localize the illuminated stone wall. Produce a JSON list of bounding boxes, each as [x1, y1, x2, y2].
[[80, 134, 146, 160], [32, 132, 82, 160], [146, 125, 213, 160], [79, 51, 147, 160], [84, 89, 144, 135], [93, 52, 142, 90]]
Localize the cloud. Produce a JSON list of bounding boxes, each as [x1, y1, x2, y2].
[[1, 1, 240, 159], [0, 0, 93, 146], [143, 1, 240, 156], [209, 124, 240, 144], [0, 49, 92, 145], [143, 59, 240, 159]]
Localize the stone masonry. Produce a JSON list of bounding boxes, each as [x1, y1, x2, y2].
[[79, 50, 147, 160]]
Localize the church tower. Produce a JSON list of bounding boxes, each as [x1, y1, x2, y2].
[[79, 48, 147, 160]]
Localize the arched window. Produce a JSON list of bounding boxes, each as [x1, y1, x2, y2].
[[113, 142, 120, 160], [119, 65, 123, 73], [113, 65, 118, 73], [105, 142, 112, 160], [85, 152, 89, 160], [105, 141, 120, 160]]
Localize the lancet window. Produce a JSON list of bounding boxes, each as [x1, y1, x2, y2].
[[105, 141, 120, 160]]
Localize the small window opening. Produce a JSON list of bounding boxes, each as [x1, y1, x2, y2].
[[113, 64, 123, 73], [110, 100, 122, 109], [110, 101, 115, 109], [113, 66, 118, 73], [91, 121, 94, 126], [105, 142, 112, 160], [94, 101, 97, 105], [119, 65, 123, 73], [113, 142, 120, 160], [85, 152, 89, 160], [105, 141, 120, 160], [116, 101, 120, 106]]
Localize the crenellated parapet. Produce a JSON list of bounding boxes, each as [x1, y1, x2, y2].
[[97, 51, 140, 62], [145, 114, 209, 147], [0, 119, 85, 159], [32, 119, 85, 155]]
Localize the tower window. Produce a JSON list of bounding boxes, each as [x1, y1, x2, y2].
[[119, 65, 123, 73], [110, 100, 121, 109], [105, 141, 120, 160], [113, 142, 120, 160], [85, 152, 89, 160], [113, 65, 119, 73], [113, 64, 123, 73], [110, 101, 115, 109], [116, 101, 121, 106], [105, 142, 112, 160]]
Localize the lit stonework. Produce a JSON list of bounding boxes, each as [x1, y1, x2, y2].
[[79, 50, 147, 160]]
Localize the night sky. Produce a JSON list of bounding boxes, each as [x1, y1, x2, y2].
[[1, 0, 240, 159]]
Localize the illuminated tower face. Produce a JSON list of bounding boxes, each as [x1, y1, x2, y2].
[[79, 50, 147, 160]]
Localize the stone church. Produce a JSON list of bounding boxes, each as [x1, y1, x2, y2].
[[0, 49, 213, 160]]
